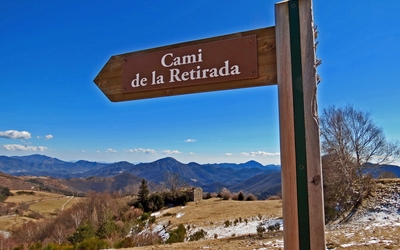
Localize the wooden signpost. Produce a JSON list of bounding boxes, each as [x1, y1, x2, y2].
[[94, 27, 277, 102], [94, 0, 325, 249]]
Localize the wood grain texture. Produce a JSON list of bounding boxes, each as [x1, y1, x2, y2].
[[275, 2, 300, 250], [298, 0, 326, 248], [94, 27, 277, 102], [276, 0, 325, 249]]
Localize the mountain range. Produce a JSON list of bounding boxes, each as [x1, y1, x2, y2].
[[0, 154, 398, 199], [0, 154, 282, 199]]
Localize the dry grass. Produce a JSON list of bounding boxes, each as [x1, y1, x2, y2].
[[29, 196, 80, 216], [157, 198, 282, 228], [6, 190, 64, 203], [0, 214, 38, 231], [0, 190, 82, 230], [128, 198, 284, 250], [326, 225, 400, 249], [133, 234, 284, 250]]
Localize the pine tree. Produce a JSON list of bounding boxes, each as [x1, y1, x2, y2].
[[238, 191, 245, 201], [137, 179, 149, 206]]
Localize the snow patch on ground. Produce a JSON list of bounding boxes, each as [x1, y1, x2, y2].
[[326, 181, 400, 249], [0, 230, 11, 238], [190, 218, 282, 240], [176, 212, 185, 218], [144, 181, 400, 248]]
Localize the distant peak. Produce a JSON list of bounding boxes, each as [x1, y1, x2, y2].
[[156, 157, 179, 162]]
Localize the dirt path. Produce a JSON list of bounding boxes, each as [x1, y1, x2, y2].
[[61, 196, 74, 211]]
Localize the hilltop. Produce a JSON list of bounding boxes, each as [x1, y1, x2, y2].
[[0, 154, 282, 199]]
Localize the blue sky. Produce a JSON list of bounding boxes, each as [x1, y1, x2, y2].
[[1, 1, 399, 165]]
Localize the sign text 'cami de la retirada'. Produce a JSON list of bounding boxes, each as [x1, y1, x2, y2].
[[123, 35, 257, 92], [94, 27, 277, 102]]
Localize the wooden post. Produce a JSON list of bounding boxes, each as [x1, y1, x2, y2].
[[276, 0, 326, 249]]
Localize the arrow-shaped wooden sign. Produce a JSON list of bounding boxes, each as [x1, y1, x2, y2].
[[94, 27, 276, 102]]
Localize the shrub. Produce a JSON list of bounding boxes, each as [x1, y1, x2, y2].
[[189, 229, 207, 241], [256, 225, 266, 236], [16, 191, 35, 195], [0, 187, 12, 202], [76, 237, 108, 250], [149, 215, 156, 224], [131, 233, 162, 247], [203, 192, 212, 199], [136, 202, 145, 211], [29, 242, 42, 250], [96, 219, 119, 239], [231, 192, 239, 200], [224, 220, 231, 227], [164, 191, 189, 206], [114, 237, 133, 248], [15, 208, 24, 216], [219, 188, 231, 200], [123, 207, 143, 222], [267, 222, 281, 232], [166, 224, 186, 244], [245, 193, 257, 201], [163, 212, 176, 217], [147, 193, 164, 212], [210, 192, 218, 198], [140, 212, 150, 221], [27, 211, 44, 219], [267, 195, 281, 200], [67, 223, 96, 245], [238, 192, 245, 201]]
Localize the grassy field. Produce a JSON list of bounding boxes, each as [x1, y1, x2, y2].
[[6, 190, 64, 203], [131, 198, 284, 250], [0, 190, 82, 230], [28, 196, 78, 215], [156, 198, 282, 228]]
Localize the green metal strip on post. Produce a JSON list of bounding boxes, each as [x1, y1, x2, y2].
[[288, 0, 311, 249]]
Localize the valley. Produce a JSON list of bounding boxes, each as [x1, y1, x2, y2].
[[0, 154, 400, 249]]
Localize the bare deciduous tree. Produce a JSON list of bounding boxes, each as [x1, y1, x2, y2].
[[320, 105, 400, 222], [71, 206, 85, 228], [51, 224, 67, 245], [163, 172, 188, 194]]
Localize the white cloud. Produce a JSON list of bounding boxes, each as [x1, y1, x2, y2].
[[189, 152, 196, 155], [3, 144, 47, 151], [45, 134, 53, 140], [224, 153, 234, 156], [0, 130, 31, 139], [125, 148, 156, 154], [185, 139, 196, 143], [106, 148, 117, 153], [162, 150, 181, 155], [240, 151, 280, 157]]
